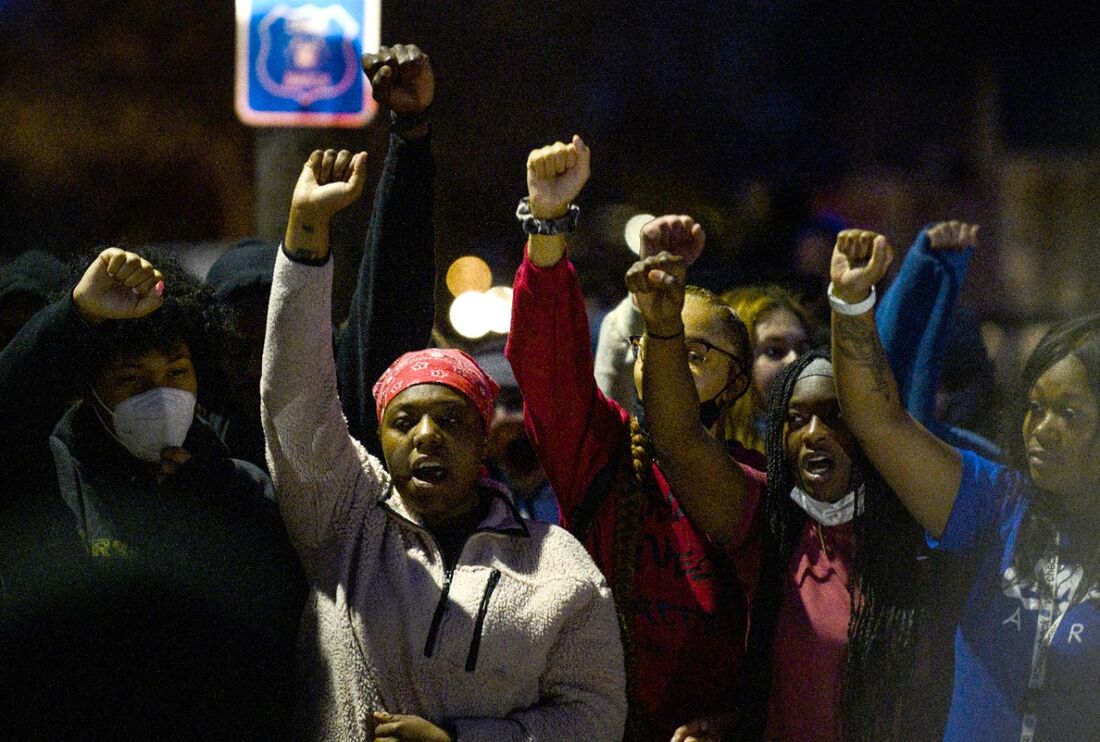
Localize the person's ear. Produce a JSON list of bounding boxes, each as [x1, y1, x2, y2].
[[721, 366, 751, 408]]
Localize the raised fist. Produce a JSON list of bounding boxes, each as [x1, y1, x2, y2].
[[625, 252, 688, 334], [927, 220, 980, 251], [290, 148, 367, 223], [830, 228, 893, 304], [526, 135, 591, 219], [73, 248, 165, 323], [362, 44, 434, 116], [639, 214, 704, 265]]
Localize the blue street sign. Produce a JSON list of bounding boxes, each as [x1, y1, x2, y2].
[[235, 0, 380, 127]]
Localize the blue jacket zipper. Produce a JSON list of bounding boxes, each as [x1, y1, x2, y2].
[[464, 568, 502, 672]]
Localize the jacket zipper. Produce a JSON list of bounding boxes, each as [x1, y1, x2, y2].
[[464, 568, 502, 672], [423, 567, 454, 658]]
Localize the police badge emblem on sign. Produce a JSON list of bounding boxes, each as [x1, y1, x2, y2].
[[235, 1, 380, 127]]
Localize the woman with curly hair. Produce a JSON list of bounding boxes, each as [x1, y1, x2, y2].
[[0, 247, 305, 739]]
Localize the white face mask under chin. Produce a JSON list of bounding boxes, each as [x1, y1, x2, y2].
[[789, 484, 864, 527], [92, 387, 197, 463]]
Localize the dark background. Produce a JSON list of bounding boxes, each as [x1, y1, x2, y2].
[[2, 0, 1099, 373]]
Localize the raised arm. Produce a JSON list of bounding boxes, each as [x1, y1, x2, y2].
[[506, 136, 628, 519], [877, 222, 976, 417], [336, 44, 436, 454], [594, 215, 705, 410], [626, 220, 754, 544], [262, 148, 389, 567], [829, 229, 963, 537], [0, 249, 164, 482]]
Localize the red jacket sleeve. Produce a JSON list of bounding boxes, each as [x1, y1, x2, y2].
[[505, 248, 627, 526]]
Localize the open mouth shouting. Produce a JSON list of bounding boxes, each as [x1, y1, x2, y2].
[[410, 459, 450, 488], [800, 451, 836, 485]]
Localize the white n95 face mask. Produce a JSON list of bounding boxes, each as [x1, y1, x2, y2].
[[93, 387, 197, 462]]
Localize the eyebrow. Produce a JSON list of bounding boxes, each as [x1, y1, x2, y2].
[[388, 399, 468, 415]]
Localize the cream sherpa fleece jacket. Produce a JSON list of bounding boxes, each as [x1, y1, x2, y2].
[[261, 252, 626, 741]]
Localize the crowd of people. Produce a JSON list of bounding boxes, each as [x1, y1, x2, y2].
[[2, 42, 1099, 742]]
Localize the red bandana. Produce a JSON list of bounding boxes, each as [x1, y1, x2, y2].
[[372, 349, 500, 431]]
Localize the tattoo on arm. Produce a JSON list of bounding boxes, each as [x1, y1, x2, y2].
[[834, 316, 898, 405]]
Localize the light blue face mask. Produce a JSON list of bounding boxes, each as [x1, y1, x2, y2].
[[92, 386, 196, 462], [786, 357, 863, 526], [789, 485, 864, 526]]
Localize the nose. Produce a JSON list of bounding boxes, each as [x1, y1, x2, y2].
[[1030, 409, 1058, 446], [412, 415, 442, 449], [804, 414, 831, 444], [782, 348, 799, 366]]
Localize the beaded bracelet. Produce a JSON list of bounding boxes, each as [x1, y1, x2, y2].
[[516, 197, 580, 236]]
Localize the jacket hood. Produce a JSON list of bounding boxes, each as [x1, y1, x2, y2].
[[0, 250, 68, 305], [205, 239, 279, 301]]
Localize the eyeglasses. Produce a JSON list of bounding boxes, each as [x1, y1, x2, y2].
[[629, 334, 746, 373]]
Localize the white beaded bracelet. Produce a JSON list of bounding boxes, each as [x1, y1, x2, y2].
[[827, 282, 877, 316]]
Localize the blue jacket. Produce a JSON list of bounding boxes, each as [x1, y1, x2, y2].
[[877, 227, 1001, 459]]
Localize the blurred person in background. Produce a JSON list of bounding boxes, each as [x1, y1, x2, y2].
[[0, 249, 68, 351], [719, 284, 814, 463], [474, 348, 559, 523], [205, 237, 279, 472]]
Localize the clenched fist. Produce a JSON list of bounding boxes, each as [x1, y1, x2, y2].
[[639, 214, 705, 265], [526, 135, 590, 220], [927, 220, 980, 252], [362, 44, 434, 117], [829, 228, 893, 304], [290, 148, 368, 224], [73, 248, 165, 324], [625, 252, 688, 337]]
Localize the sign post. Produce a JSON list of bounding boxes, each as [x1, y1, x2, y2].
[[235, 1, 381, 127]]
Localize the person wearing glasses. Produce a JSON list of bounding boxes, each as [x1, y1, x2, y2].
[[506, 136, 764, 741]]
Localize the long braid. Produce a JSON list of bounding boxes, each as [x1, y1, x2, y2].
[[599, 416, 656, 741], [842, 456, 923, 741], [737, 352, 812, 739]]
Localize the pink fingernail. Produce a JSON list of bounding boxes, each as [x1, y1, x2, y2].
[[155, 280, 165, 296]]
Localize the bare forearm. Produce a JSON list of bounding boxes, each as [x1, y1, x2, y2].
[[642, 331, 747, 541], [528, 234, 567, 268], [642, 330, 700, 444], [284, 208, 331, 262], [831, 310, 904, 430], [831, 308, 961, 536]]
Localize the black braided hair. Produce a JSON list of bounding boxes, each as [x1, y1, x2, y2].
[[1008, 313, 1100, 585], [737, 348, 924, 741]]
